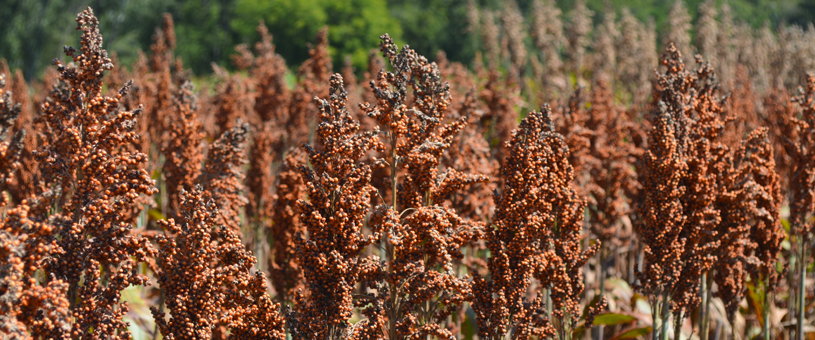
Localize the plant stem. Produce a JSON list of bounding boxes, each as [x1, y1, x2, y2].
[[628, 243, 636, 284], [797, 236, 807, 340], [391, 136, 398, 213], [387, 132, 399, 340], [660, 292, 670, 340], [703, 273, 713, 340], [595, 244, 607, 340], [674, 310, 684, 340], [763, 274, 771, 340], [425, 299, 432, 340], [636, 239, 644, 286], [546, 288, 553, 315], [714, 321, 722, 340], [68, 283, 78, 311], [700, 272, 709, 340], [730, 321, 736, 340], [652, 299, 659, 340], [790, 245, 798, 327]]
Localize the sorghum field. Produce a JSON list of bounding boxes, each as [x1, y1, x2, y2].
[[1, 1, 814, 340]]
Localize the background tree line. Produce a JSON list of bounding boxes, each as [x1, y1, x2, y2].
[[0, 0, 805, 81]]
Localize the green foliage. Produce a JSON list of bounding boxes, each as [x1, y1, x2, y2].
[[790, 0, 815, 26], [387, 0, 479, 66], [172, 0, 239, 74], [591, 312, 638, 326], [572, 312, 639, 337], [610, 326, 653, 339], [0, 0, 806, 80], [558, 0, 799, 33], [0, 0, 96, 80], [231, 0, 401, 71]]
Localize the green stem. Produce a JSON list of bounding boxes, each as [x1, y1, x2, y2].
[[790, 245, 798, 326], [674, 310, 684, 340], [660, 292, 670, 340], [652, 299, 659, 340], [700, 272, 709, 340]]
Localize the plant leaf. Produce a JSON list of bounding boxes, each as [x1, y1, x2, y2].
[[747, 280, 765, 328], [592, 312, 637, 326], [610, 326, 653, 340], [148, 209, 166, 221]]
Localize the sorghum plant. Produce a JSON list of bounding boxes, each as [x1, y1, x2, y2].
[[286, 74, 384, 339], [286, 27, 332, 146], [6, 4, 815, 339], [529, 0, 566, 100], [583, 80, 639, 323], [241, 22, 289, 231], [713, 128, 782, 340], [4, 68, 39, 204], [33, 8, 158, 339], [555, 86, 591, 188], [480, 69, 519, 164], [136, 12, 178, 153], [210, 66, 253, 135], [151, 187, 285, 340], [441, 91, 499, 222], [233, 21, 290, 125], [0, 198, 72, 339], [665, 0, 692, 64], [637, 44, 722, 340], [362, 34, 488, 338], [743, 127, 784, 340], [198, 122, 251, 233], [0, 73, 71, 339], [472, 106, 603, 340], [637, 87, 688, 340], [585, 79, 638, 248], [788, 74, 815, 340], [762, 87, 797, 190], [0, 73, 25, 205], [565, 0, 592, 83], [244, 122, 281, 264], [246, 122, 281, 224], [162, 81, 205, 220], [267, 148, 306, 304], [251, 22, 290, 124]]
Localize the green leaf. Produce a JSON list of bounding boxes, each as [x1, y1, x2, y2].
[[463, 305, 476, 340], [592, 312, 638, 326], [610, 326, 653, 340], [148, 209, 166, 221], [573, 312, 638, 338], [746, 280, 765, 327]]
